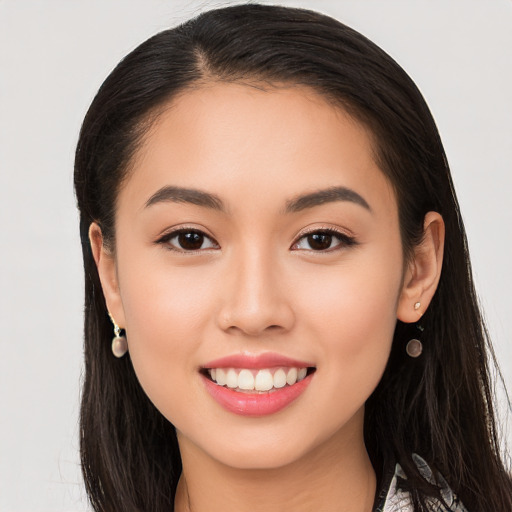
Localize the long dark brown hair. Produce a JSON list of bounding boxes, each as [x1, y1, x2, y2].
[[74, 4, 512, 511]]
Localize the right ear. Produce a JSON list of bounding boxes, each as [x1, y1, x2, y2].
[[88, 222, 126, 328]]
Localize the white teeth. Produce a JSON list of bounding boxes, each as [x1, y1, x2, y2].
[[254, 370, 273, 391], [226, 369, 238, 388], [215, 368, 227, 386], [238, 369, 255, 390], [208, 366, 310, 391], [273, 368, 287, 388], [286, 367, 298, 386]]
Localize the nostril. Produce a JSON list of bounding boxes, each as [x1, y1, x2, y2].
[[216, 291, 296, 336]]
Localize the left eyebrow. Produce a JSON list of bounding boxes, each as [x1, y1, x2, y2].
[[284, 186, 372, 213], [144, 186, 225, 211]]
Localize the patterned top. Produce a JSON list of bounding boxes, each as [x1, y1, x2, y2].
[[374, 454, 467, 511]]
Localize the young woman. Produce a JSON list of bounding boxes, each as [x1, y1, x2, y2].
[[74, 4, 512, 511]]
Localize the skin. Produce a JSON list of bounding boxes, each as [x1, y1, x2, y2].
[[90, 83, 444, 512]]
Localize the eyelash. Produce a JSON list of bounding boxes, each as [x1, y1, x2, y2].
[[156, 228, 220, 253], [156, 227, 357, 253], [291, 228, 357, 252]]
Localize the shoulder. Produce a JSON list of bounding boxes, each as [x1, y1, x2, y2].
[[375, 454, 468, 512]]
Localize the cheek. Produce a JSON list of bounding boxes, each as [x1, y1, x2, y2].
[[312, 288, 397, 465], [295, 251, 403, 401], [298, 254, 401, 337], [116, 256, 219, 413]]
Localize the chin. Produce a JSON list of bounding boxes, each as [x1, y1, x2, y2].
[[209, 440, 312, 471]]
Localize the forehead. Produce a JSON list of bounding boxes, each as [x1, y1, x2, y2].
[[120, 82, 395, 215]]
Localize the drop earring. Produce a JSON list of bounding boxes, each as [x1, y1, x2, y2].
[[406, 320, 424, 358], [406, 338, 423, 358], [109, 313, 128, 358]]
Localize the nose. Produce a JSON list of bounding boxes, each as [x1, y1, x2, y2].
[[216, 249, 295, 336]]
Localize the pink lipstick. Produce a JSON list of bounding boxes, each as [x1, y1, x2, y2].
[[201, 352, 315, 416]]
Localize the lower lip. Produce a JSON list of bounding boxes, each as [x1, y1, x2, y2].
[[202, 372, 313, 417]]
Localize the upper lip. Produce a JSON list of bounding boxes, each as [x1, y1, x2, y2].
[[203, 352, 315, 370]]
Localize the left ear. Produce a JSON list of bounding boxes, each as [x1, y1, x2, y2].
[[397, 211, 445, 323]]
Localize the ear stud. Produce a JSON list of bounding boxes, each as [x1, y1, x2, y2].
[[414, 302, 421, 310]]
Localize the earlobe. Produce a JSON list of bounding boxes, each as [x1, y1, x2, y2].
[[88, 222, 126, 328], [397, 212, 445, 323]]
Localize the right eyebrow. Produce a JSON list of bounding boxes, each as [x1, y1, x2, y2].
[[284, 186, 372, 214], [144, 186, 225, 211]]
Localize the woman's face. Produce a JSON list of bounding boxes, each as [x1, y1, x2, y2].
[[98, 83, 414, 469]]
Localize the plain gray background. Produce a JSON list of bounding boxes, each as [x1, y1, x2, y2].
[[1, 1, 511, 510]]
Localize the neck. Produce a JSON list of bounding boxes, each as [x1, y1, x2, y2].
[[174, 413, 376, 512]]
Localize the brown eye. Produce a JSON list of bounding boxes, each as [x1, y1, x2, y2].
[[292, 229, 355, 252], [177, 232, 204, 250], [307, 233, 333, 250], [163, 230, 219, 251]]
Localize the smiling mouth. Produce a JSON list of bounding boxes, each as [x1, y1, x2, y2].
[[202, 367, 316, 393]]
